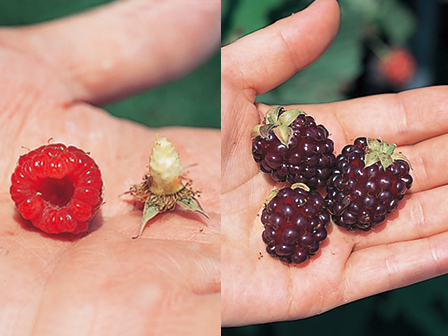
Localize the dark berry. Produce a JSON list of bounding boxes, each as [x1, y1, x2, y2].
[[325, 137, 412, 231], [251, 106, 335, 189], [261, 184, 330, 264]]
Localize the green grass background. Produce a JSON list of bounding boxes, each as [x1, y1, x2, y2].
[[0, 0, 220, 129]]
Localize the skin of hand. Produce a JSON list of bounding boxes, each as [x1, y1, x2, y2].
[[222, 0, 448, 327], [0, 1, 220, 335]]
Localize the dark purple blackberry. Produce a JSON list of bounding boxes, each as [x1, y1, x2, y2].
[[325, 137, 413, 231], [261, 183, 330, 264], [251, 106, 335, 189]]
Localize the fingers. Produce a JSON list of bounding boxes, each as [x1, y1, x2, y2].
[[222, 0, 340, 96], [6, 0, 220, 104], [299, 86, 448, 151], [287, 85, 448, 190], [343, 185, 448, 250], [344, 229, 448, 305], [340, 133, 448, 248], [401, 133, 448, 193], [30, 237, 220, 335]]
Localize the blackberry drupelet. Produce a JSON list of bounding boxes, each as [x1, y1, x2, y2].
[[325, 137, 413, 231], [251, 106, 335, 189]]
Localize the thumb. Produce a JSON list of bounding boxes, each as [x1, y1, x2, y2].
[[222, 0, 340, 96]]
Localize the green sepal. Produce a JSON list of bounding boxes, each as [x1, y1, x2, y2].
[[251, 107, 305, 146], [265, 106, 282, 124], [364, 138, 411, 170], [259, 124, 274, 138], [176, 196, 210, 219], [391, 153, 413, 169], [378, 153, 393, 168], [251, 124, 274, 139], [132, 202, 160, 239], [364, 151, 380, 168], [278, 109, 305, 127], [367, 138, 382, 152], [382, 141, 396, 156], [250, 124, 262, 138], [273, 125, 292, 147]]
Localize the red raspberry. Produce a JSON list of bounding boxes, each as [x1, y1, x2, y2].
[[380, 48, 416, 88], [325, 137, 412, 231], [261, 183, 330, 264], [10, 143, 103, 234]]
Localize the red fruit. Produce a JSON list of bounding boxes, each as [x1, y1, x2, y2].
[[380, 48, 416, 88], [251, 106, 335, 189], [10, 143, 103, 234], [325, 137, 412, 231], [261, 183, 330, 264]]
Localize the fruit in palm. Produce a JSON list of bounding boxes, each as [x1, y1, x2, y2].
[[10, 143, 103, 234], [126, 135, 209, 238], [251, 106, 335, 189], [261, 183, 330, 264], [325, 137, 413, 231]]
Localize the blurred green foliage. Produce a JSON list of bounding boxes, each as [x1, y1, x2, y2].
[[222, 0, 416, 104], [0, 0, 111, 24], [0, 0, 220, 129], [103, 51, 220, 128]]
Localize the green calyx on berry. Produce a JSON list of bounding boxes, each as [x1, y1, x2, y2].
[[126, 135, 209, 239], [251, 106, 305, 147], [364, 138, 412, 169]]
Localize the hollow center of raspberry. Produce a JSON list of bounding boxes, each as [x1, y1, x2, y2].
[[37, 176, 75, 207]]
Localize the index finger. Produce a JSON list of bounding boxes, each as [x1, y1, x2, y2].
[[222, 0, 340, 96]]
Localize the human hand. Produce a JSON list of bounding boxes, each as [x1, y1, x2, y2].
[[0, 1, 220, 335], [222, 0, 448, 326]]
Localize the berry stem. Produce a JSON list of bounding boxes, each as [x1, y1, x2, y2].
[[291, 183, 310, 192]]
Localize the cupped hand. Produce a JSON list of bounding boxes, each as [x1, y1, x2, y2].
[[0, 1, 220, 335], [222, 0, 448, 326]]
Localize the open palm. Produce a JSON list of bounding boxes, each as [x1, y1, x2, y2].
[[222, 0, 448, 326], [0, 1, 220, 335]]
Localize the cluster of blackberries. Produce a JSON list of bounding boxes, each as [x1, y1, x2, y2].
[[251, 107, 412, 265]]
